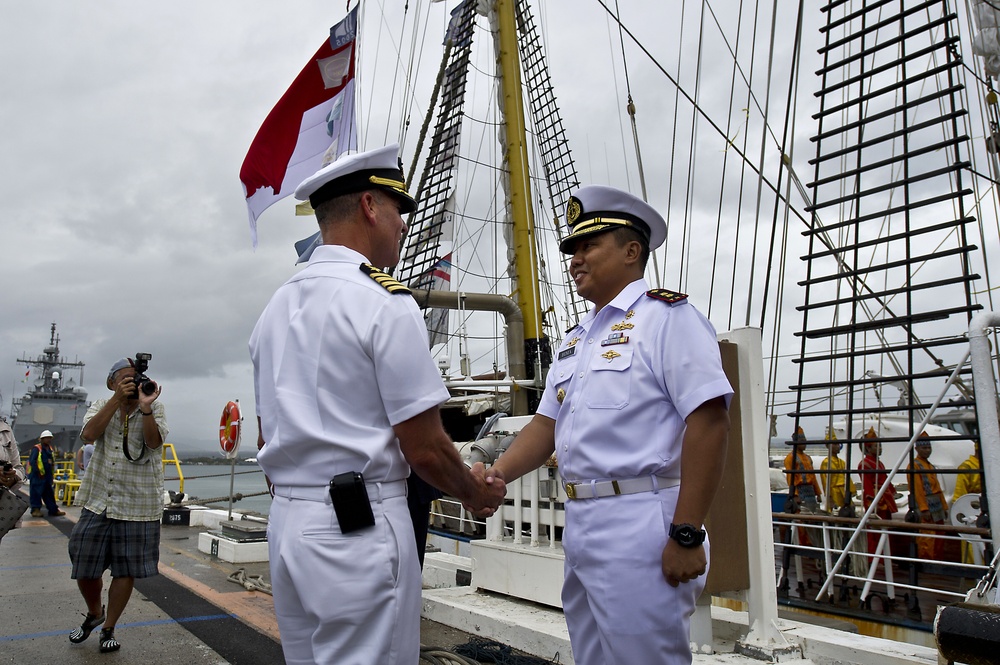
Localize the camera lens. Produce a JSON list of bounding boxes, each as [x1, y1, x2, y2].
[[141, 380, 157, 396]]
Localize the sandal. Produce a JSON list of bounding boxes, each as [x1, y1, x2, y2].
[[99, 627, 120, 653], [68, 606, 105, 643]]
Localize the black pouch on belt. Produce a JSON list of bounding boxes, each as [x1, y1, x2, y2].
[[329, 471, 376, 533]]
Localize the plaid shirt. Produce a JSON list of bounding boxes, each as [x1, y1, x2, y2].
[[76, 399, 168, 521]]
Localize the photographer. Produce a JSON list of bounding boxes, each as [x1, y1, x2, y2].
[[67, 357, 166, 654]]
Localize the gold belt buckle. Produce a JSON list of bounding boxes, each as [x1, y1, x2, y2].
[[565, 483, 577, 500]]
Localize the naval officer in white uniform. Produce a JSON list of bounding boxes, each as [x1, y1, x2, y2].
[[483, 185, 733, 664], [250, 144, 506, 665]]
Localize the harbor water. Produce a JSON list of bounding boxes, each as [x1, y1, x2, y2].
[[165, 463, 271, 517]]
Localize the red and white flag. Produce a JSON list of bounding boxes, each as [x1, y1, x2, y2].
[[240, 7, 359, 246], [425, 252, 453, 348]]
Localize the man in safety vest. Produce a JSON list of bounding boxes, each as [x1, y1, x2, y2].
[[28, 430, 65, 518]]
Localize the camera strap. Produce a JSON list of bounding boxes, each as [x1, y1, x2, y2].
[[121, 411, 146, 463]]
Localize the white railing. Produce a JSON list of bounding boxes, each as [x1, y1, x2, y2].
[[485, 464, 565, 548], [429, 496, 487, 536], [775, 513, 989, 607]]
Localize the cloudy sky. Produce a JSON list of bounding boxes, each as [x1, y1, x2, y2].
[[1, 1, 993, 453]]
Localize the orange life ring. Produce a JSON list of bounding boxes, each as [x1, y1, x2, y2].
[[219, 401, 241, 453]]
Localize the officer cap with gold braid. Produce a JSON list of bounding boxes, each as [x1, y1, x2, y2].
[[294, 143, 418, 213], [559, 185, 666, 254]]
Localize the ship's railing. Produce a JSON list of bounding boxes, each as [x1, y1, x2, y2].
[[774, 511, 990, 609], [428, 496, 488, 537], [161, 443, 184, 493], [483, 464, 565, 546], [431, 466, 564, 544]]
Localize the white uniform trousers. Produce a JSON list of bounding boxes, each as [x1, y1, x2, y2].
[[267, 487, 420, 665], [561, 487, 709, 665]]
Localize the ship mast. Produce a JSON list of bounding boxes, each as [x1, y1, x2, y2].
[[17, 322, 85, 394], [493, 0, 550, 391]]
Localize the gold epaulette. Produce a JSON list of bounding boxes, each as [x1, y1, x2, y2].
[[360, 263, 411, 294], [646, 288, 688, 305]]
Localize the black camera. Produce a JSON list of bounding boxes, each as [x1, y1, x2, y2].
[[133, 352, 157, 396], [2, 463, 12, 473]]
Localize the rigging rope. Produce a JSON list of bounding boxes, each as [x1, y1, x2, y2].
[[603, 14, 633, 192], [706, 0, 750, 320], [678, 0, 709, 292], [727, 0, 764, 330], [661, 0, 689, 289], [227, 568, 273, 595], [592, 0, 809, 234]]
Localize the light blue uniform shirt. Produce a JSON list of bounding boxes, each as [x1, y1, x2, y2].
[[537, 278, 733, 482]]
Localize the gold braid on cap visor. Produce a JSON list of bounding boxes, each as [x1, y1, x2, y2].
[[369, 174, 412, 199], [566, 216, 639, 238]]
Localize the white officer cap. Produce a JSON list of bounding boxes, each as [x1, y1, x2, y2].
[[39, 430, 53, 439], [560, 185, 666, 254], [294, 143, 418, 213]]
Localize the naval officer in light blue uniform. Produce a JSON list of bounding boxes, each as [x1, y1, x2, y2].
[[484, 185, 733, 664], [250, 144, 505, 665]]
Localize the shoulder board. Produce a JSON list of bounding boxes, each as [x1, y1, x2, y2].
[[360, 263, 411, 295], [565, 323, 581, 334], [646, 289, 688, 305]]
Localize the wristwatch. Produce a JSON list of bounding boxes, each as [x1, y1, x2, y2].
[[668, 523, 706, 548]]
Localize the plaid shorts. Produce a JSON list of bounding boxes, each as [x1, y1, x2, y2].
[[68, 509, 160, 579]]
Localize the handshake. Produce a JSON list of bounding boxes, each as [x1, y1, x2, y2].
[[461, 463, 506, 518]]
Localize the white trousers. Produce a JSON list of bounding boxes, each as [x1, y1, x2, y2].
[[267, 490, 420, 665], [562, 487, 709, 665]]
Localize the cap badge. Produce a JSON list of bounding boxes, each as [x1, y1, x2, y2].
[[601, 350, 621, 362], [557, 388, 566, 404], [567, 197, 582, 226]]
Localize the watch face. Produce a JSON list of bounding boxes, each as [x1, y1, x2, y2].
[[670, 523, 703, 547], [675, 525, 696, 545]]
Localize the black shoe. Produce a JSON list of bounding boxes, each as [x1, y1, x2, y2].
[[69, 606, 105, 644], [99, 628, 120, 653]]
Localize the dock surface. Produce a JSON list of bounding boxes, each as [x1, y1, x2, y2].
[[1, 503, 499, 664]]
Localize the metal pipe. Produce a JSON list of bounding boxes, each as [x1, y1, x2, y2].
[[969, 311, 1000, 555], [411, 289, 528, 415]]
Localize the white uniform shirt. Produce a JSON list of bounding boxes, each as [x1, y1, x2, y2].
[[250, 244, 450, 487], [537, 278, 733, 482]]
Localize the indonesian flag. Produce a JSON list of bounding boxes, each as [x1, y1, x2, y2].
[[240, 6, 359, 246]]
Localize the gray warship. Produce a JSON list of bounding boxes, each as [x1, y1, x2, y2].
[[11, 323, 89, 455]]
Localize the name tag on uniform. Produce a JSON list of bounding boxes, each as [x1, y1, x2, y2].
[[558, 346, 577, 360]]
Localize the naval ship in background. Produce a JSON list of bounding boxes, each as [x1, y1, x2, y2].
[[11, 323, 89, 455]]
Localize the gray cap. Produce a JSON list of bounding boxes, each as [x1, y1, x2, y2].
[[107, 358, 132, 384]]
